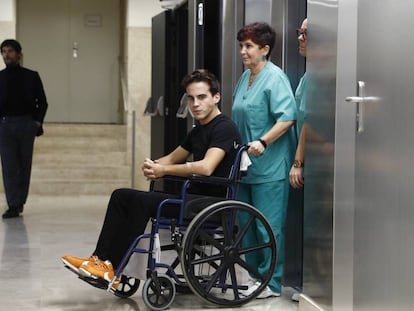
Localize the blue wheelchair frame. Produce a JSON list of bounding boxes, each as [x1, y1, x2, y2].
[[112, 145, 248, 285], [102, 144, 276, 310]]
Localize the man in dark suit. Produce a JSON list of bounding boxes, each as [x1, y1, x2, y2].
[[0, 39, 48, 218]]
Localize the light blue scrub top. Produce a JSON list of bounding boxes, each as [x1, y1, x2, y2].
[[295, 72, 308, 138], [232, 61, 297, 184]]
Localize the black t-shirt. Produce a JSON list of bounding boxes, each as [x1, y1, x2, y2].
[[181, 114, 241, 196]]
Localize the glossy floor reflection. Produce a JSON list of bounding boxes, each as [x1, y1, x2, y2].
[[0, 195, 299, 311]]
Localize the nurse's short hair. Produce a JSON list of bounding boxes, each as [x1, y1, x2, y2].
[[237, 22, 276, 59]]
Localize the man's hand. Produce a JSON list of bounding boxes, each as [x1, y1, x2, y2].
[[142, 158, 165, 180]]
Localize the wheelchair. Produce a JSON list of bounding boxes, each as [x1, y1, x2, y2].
[[74, 145, 277, 310]]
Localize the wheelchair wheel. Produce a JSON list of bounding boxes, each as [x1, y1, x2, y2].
[[142, 273, 176, 311], [180, 200, 277, 307], [112, 275, 140, 298]]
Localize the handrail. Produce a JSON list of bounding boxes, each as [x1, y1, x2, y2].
[[119, 58, 129, 112], [119, 59, 136, 188]]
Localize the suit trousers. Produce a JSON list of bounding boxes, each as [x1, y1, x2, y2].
[[0, 115, 38, 209]]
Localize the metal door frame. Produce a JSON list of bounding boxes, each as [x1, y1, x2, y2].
[[299, 1, 358, 310]]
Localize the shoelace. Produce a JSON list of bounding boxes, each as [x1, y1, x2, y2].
[[89, 261, 112, 271], [88, 255, 99, 262]]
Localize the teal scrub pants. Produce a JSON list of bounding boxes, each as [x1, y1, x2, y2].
[[238, 179, 290, 293]]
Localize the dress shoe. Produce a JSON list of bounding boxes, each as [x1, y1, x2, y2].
[[2, 208, 20, 219]]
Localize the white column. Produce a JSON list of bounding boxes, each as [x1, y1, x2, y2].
[[0, 0, 16, 69], [127, 0, 163, 27]]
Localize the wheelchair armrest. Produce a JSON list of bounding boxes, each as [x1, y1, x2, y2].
[[153, 174, 232, 186], [188, 174, 233, 186], [150, 174, 236, 194], [149, 175, 188, 192], [162, 175, 189, 182]]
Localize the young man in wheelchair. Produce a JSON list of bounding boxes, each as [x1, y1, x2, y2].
[[62, 69, 241, 290]]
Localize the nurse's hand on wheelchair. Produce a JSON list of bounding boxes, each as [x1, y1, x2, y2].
[[247, 140, 265, 157]]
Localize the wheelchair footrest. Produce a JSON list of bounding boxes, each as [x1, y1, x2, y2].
[[63, 263, 109, 290], [78, 274, 109, 290]]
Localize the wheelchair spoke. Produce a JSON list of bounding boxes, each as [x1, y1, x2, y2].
[[204, 261, 226, 293], [228, 262, 241, 299], [197, 228, 224, 251], [148, 290, 163, 305], [190, 252, 224, 266], [234, 213, 255, 246], [150, 292, 164, 305], [192, 247, 221, 270], [235, 257, 265, 283], [220, 209, 238, 246], [238, 242, 273, 255]]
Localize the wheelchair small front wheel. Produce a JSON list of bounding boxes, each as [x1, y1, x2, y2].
[[112, 275, 140, 298], [142, 274, 176, 311]]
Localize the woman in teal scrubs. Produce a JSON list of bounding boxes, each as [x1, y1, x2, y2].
[[232, 22, 297, 298]]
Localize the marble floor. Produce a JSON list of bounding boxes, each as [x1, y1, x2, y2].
[[0, 195, 299, 311]]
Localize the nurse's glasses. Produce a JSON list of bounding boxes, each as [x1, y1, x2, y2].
[[296, 28, 307, 39]]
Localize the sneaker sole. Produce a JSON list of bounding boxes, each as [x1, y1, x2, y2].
[[62, 258, 80, 274], [257, 292, 281, 299], [79, 267, 119, 292], [78, 267, 99, 279], [78, 267, 113, 283], [239, 290, 254, 297], [239, 283, 261, 297]]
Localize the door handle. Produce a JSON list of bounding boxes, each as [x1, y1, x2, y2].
[[345, 96, 380, 103], [73, 42, 78, 59], [345, 81, 379, 133]]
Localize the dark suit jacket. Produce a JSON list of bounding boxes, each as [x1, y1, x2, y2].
[[0, 65, 48, 135]]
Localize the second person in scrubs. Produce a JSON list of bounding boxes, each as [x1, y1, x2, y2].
[[232, 22, 297, 298]]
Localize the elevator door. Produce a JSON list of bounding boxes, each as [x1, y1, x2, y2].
[[17, 0, 120, 123], [352, 0, 414, 310]]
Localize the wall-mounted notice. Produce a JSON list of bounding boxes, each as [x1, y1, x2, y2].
[[84, 14, 102, 27]]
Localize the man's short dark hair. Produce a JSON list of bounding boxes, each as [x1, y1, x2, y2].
[[182, 69, 220, 96], [1, 39, 22, 53]]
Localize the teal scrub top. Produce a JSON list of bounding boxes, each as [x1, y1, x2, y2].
[[232, 61, 297, 184], [295, 72, 308, 138]]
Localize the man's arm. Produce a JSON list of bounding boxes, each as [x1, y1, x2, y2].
[[289, 124, 306, 188], [33, 71, 48, 123], [156, 146, 190, 165], [142, 147, 225, 180]]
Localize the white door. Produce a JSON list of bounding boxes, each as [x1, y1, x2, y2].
[[350, 0, 414, 309], [17, 0, 120, 123]]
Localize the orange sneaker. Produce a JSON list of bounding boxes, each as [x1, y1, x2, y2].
[[62, 255, 99, 273], [79, 259, 115, 282], [79, 259, 120, 290]]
